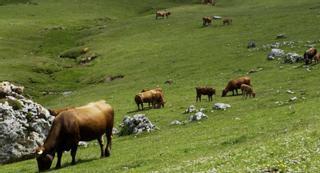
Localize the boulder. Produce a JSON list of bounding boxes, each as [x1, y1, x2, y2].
[[119, 114, 157, 136], [189, 112, 207, 121], [247, 41, 256, 49], [213, 103, 231, 110], [184, 105, 197, 113], [284, 53, 303, 63], [0, 82, 53, 163], [267, 49, 285, 60]]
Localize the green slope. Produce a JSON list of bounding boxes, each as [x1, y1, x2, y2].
[[1, 0, 320, 172]]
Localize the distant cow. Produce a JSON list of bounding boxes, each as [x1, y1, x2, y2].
[[196, 87, 216, 102], [135, 88, 165, 110], [156, 11, 171, 19], [35, 100, 114, 171], [304, 48, 317, 65], [222, 76, 251, 97], [203, 16, 212, 26], [222, 18, 232, 25]]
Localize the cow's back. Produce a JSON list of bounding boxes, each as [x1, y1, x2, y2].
[[72, 101, 114, 141]]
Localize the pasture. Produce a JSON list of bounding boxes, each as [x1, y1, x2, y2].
[[1, 0, 320, 172]]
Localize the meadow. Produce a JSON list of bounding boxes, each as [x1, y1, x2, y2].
[[1, 0, 320, 172]]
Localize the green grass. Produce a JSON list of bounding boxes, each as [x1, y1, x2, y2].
[[1, 0, 320, 172]]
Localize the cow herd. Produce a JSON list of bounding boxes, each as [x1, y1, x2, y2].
[[35, 76, 255, 171]]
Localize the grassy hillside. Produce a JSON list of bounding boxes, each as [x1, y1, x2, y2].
[[1, 0, 320, 172]]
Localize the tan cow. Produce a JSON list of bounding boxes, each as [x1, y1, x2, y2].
[[35, 100, 114, 171]]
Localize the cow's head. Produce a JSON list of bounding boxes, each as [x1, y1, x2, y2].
[[35, 147, 54, 172], [221, 89, 227, 97]]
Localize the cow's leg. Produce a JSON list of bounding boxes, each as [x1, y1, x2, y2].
[[97, 137, 104, 157], [232, 90, 235, 96], [70, 145, 78, 165], [56, 151, 63, 168], [236, 89, 239, 95], [105, 128, 112, 157], [199, 95, 201, 102]]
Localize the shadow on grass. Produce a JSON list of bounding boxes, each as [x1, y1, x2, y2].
[[41, 158, 96, 172]]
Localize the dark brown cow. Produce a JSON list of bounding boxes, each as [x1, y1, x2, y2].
[[156, 11, 171, 19], [203, 16, 212, 26], [222, 76, 251, 97], [35, 100, 114, 171], [196, 87, 216, 102], [222, 18, 232, 25], [304, 48, 317, 65]]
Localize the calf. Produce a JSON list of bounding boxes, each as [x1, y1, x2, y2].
[[304, 47, 317, 65], [203, 16, 212, 26], [156, 11, 171, 19], [223, 18, 232, 25], [240, 84, 255, 98]]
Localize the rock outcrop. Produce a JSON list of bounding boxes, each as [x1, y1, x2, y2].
[[0, 81, 53, 163]]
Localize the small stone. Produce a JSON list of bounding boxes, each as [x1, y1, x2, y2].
[[213, 103, 231, 110]]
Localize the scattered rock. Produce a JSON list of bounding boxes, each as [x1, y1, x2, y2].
[[284, 53, 303, 63], [276, 34, 287, 39], [213, 103, 231, 110], [164, 79, 173, 85], [0, 82, 54, 163], [105, 75, 124, 82], [189, 112, 207, 121], [170, 120, 183, 125], [43, 25, 65, 31], [289, 97, 297, 102], [247, 40, 256, 49], [112, 127, 119, 135], [212, 16, 222, 19], [119, 114, 157, 136], [62, 91, 72, 96], [247, 67, 263, 74], [286, 90, 295, 94], [78, 141, 88, 148], [267, 49, 285, 60], [184, 105, 197, 113], [78, 52, 98, 64]]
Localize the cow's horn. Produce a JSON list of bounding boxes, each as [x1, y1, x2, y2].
[[37, 150, 43, 155]]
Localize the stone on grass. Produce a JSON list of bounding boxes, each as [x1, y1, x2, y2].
[[119, 114, 157, 136], [213, 103, 231, 110], [189, 112, 207, 122], [185, 105, 197, 113], [170, 120, 183, 125], [284, 53, 303, 63], [267, 49, 285, 60]]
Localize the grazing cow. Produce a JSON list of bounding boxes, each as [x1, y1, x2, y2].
[[156, 11, 171, 19], [135, 88, 165, 110], [313, 52, 320, 64], [203, 16, 212, 26], [222, 76, 251, 97], [196, 87, 216, 102], [35, 100, 114, 171], [304, 48, 317, 65], [222, 18, 232, 25], [240, 84, 255, 98]]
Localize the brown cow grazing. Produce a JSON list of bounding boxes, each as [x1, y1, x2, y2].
[[304, 47, 317, 65], [35, 100, 114, 171], [222, 18, 232, 25], [240, 84, 255, 99], [313, 52, 320, 64], [222, 76, 251, 97], [203, 16, 212, 26], [196, 87, 216, 102], [156, 11, 171, 19], [135, 88, 165, 110]]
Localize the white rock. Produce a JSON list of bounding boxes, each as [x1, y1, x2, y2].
[[213, 103, 231, 110]]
